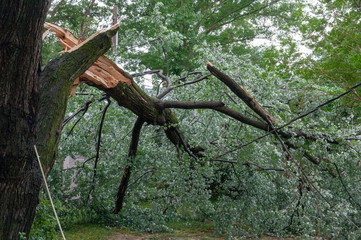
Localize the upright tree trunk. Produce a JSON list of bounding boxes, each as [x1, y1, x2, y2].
[[0, 1, 50, 239], [0, 1, 119, 239]]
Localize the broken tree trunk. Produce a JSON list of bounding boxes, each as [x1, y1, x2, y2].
[[38, 23, 120, 177]]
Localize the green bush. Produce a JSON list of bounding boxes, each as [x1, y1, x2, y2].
[[30, 198, 59, 240]]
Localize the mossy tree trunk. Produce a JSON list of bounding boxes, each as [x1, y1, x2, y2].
[[0, 1, 50, 239], [0, 1, 119, 239]]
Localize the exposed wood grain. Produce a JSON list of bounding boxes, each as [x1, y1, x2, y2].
[[44, 22, 131, 95]]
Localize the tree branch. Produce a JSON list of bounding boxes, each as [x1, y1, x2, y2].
[[334, 163, 361, 209], [154, 100, 225, 109], [80, 0, 96, 40], [243, 161, 285, 172], [87, 97, 111, 200], [50, 0, 65, 17], [207, 62, 277, 125], [65, 100, 93, 138], [157, 74, 210, 99], [114, 117, 145, 214], [37, 23, 119, 175]]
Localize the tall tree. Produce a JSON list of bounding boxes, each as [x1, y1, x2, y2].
[[0, 1, 118, 238]]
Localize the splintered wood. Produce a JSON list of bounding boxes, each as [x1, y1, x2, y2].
[[44, 22, 131, 96]]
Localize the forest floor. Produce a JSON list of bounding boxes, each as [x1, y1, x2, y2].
[[108, 230, 294, 240], [58, 223, 296, 240]]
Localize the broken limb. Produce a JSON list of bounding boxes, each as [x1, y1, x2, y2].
[[114, 117, 145, 214], [207, 61, 277, 125], [45, 24, 361, 219], [37, 22, 119, 176]]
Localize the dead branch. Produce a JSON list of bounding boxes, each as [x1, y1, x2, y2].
[[207, 62, 277, 125], [243, 161, 285, 172], [65, 100, 93, 138], [87, 97, 111, 200], [114, 117, 145, 214], [159, 37, 170, 86], [334, 163, 361, 209]]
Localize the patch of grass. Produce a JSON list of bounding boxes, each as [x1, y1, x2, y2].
[[56, 224, 117, 240], [168, 219, 223, 239], [56, 220, 224, 240]]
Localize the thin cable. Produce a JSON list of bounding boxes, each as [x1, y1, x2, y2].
[[34, 145, 66, 240]]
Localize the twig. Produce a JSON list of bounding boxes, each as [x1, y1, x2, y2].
[[63, 100, 93, 127], [87, 97, 111, 200], [174, 128, 202, 165], [243, 161, 285, 172], [334, 163, 361, 209], [224, 91, 238, 104], [207, 158, 237, 164], [65, 100, 92, 138], [128, 168, 156, 188], [174, 71, 202, 83], [157, 74, 210, 99]]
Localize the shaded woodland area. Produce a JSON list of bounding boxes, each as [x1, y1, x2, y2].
[[0, 0, 360, 239]]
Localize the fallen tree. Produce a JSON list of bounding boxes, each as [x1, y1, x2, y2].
[[1, 2, 359, 238], [44, 23, 356, 215]]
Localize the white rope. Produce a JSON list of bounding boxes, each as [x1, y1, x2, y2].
[[34, 145, 66, 240]]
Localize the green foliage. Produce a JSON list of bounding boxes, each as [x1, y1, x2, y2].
[[41, 0, 361, 239], [29, 198, 59, 240], [56, 224, 117, 240], [293, 0, 361, 110]]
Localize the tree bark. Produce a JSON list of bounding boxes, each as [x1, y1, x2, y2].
[[0, 1, 119, 238], [0, 1, 50, 239]]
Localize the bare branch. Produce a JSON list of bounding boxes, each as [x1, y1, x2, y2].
[[207, 158, 237, 164], [63, 100, 93, 127], [157, 74, 210, 99], [334, 163, 361, 209], [207, 62, 277, 125], [65, 100, 92, 138], [159, 37, 170, 85], [154, 100, 225, 109], [174, 71, 202, 83], [114, 117, 145, 214], [243, 161, 285, 172], [80, 0, 96, 40], [128, 168, 156, 188], [174, 128, 202, 164], [153, 99, 269, 131], [50, 0, 65, 17], [87, 97, 111, 200]]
